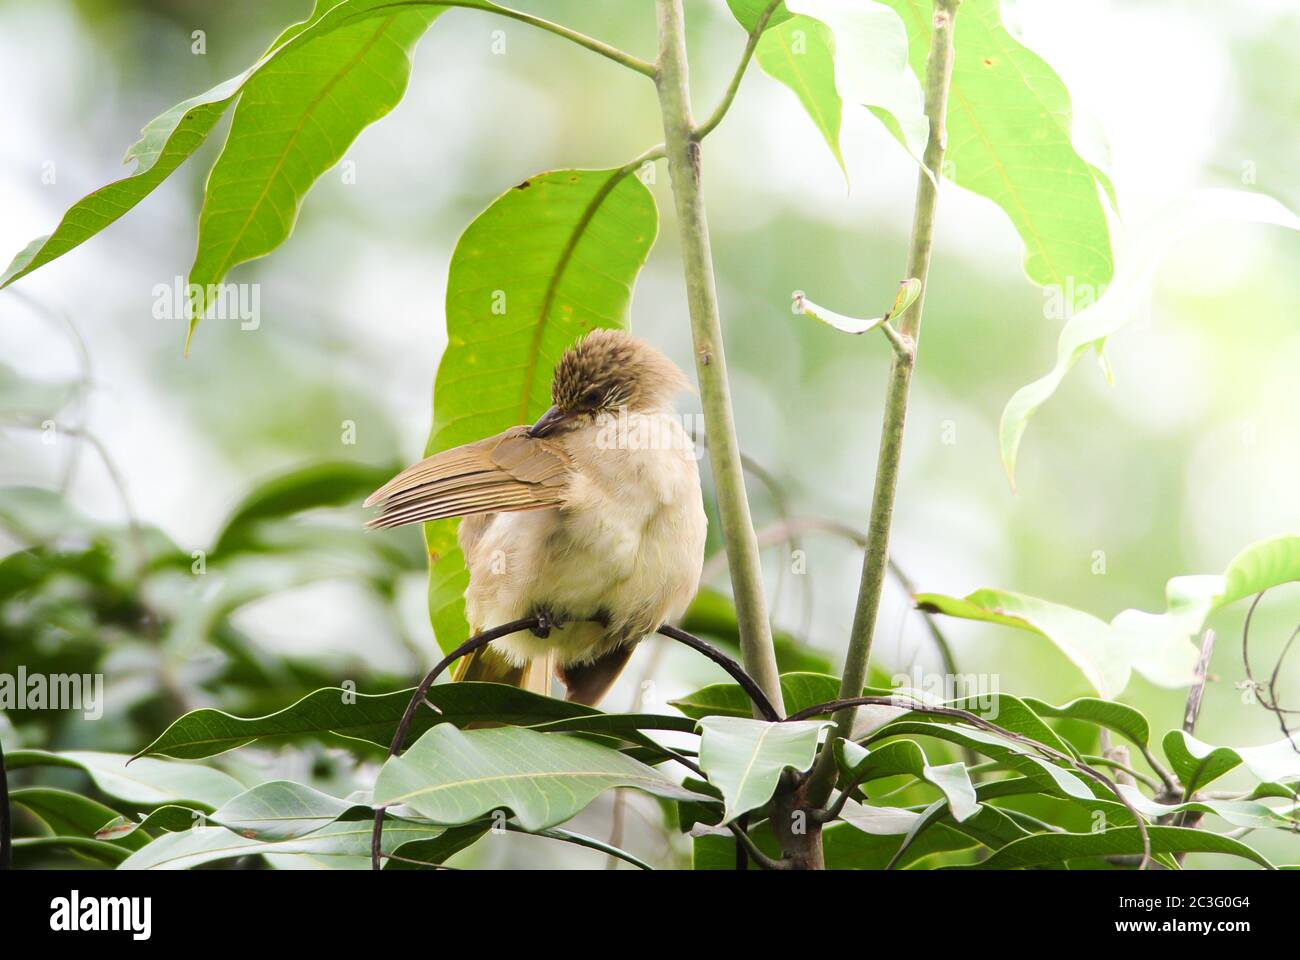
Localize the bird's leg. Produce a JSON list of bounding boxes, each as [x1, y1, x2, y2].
[[530, 606, 565, 638]]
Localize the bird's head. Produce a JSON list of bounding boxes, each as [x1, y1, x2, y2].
[[528, 328, 691, 438]]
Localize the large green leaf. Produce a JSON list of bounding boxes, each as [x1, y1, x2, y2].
[[186, 4, 441, 345], [373, 725, 702, 831], [1110, 785, 1293, 831], [962, 826, 1275, 870], [1162, 731, 1300, 795], [915, 589, 1134, 698], [137, 682, 594, 759], [117, 819, 442, 870], [420, 168, 658, 652], [879, 0, 1111, 292], [1001, 191, 1300, 482], [836, 739, 978, 821], [6, 751, 242, 809], [697, 716, 831, 822]]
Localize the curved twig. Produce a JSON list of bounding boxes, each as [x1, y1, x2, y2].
[[657, 624, 781, 721], [694, 0, 783, 139], [370, 616, 542, 870]]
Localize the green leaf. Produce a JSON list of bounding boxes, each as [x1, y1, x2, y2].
[[186, 4, 441, 346], [836, 739, 978, 821], [96, 806, 203, 842], [1023, 696, 1150, 748], [212, 461, 397, 555], [1162, 731, 1300, 795], [374, 725, 703, 831], [878, 0, 1112, 295], [10, 787, 149, 851], [754, 16, 845, 175], [421, 167, 658, 652], [961, 826, 1275, 870], [208, 781, 370, 841], [118, 819, 442, 870], [136, 681, 595, 759], [1108, 784, 1293, 831], [13, 836, 130, 866], [0, 70, 249, 289], [671, 671, 843, 720], [6, 751, 242, 810], [1001, 190, 1300, 483], [697, 716, 831, 822], [915, 589, 1133, 697], [693, 817, 974, 870], [785, 0, 927, 158], [0, 0, 448, 292], [1111, 535, 1300, 681], [727, 0, 794, 31]]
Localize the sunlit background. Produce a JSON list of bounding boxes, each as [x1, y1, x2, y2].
[[2, 0, 1297, 867]]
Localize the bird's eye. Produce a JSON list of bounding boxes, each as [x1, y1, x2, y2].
[[582, 387, 603, 407]]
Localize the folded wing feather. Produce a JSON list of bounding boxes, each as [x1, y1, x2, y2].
[[364, 426, 573, 529]]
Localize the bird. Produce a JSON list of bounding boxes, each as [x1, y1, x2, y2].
[[365, 328, 707, 706]]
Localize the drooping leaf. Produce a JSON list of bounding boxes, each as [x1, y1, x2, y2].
[[697, 716, 831, 822], [117, 819, 443, 870], [877, 0, 1112, 295], [1023, 696, 1150, 748], [915, 589, 1134, 697], [6, 751, 242, 810], [793, 279, 921, 335], [136, 682, 595, 759], [374, 725, 703, 831], [785, 0, 927, 158], [421, 168, 658, 652], [1111, 535, 1300, 682], [1108, 784, 1293, 831], [1162, 730, 1300, 795], [754, 15, 846, 175], [836, 739, 978, 821], [186, 4, 441, 346], [961, 826, 1275, 870], [1001, 190, 1300, 483]]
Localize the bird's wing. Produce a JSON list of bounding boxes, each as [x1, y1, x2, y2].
[[364, 426, 573, 528]]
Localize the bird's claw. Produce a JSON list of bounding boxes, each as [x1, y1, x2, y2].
[[531, 609, 564, 638]]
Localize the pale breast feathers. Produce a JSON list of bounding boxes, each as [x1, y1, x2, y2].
[[363, 427, 574, 529]]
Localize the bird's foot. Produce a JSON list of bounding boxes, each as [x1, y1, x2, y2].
[[531, 608, 565, 638]]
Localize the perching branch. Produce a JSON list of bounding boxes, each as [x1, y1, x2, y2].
[[653, 0, 785, 718], [657, 624, 782, 722], [693, 0, 783, 140], [806, 0, 962, 810], [370, 615, 543, 870]]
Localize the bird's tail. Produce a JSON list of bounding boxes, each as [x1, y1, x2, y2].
[[454, 644, 555, 696]]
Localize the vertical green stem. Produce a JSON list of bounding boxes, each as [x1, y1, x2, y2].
[[808, 0, 961, 806], [653, 0, 784, 717]]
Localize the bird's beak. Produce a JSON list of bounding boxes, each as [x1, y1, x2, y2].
[[527, 405, 573, 438]]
